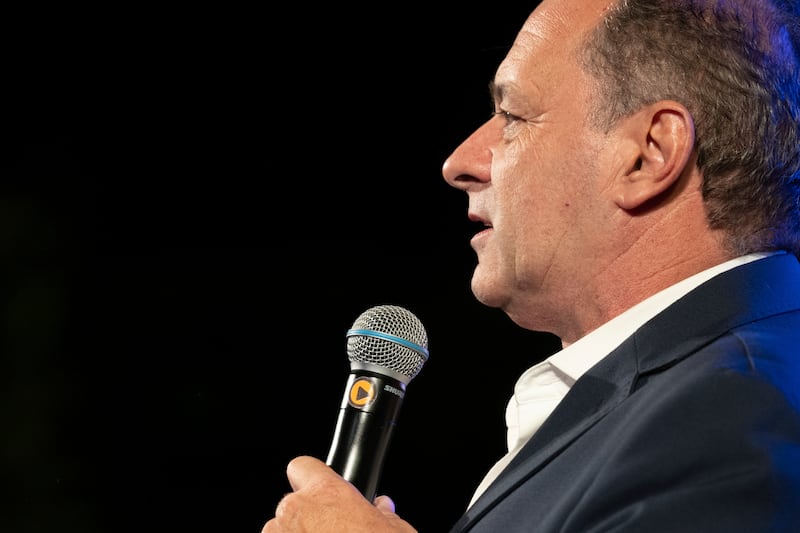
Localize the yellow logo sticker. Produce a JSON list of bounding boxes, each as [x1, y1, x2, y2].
[[348, 377, 376, 408]]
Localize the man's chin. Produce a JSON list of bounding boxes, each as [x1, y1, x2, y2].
[[470, 272, 507, 309]]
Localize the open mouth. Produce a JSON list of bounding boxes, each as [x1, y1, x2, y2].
[[468, 213, 492, 236]]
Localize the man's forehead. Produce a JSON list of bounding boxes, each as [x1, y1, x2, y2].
[[519, 0, 614, 43], [492, 0, 612, 88]]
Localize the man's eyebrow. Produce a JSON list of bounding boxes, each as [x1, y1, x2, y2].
[[488, 80, 504, 102]]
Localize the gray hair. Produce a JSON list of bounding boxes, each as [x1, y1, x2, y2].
[[581, 0, 800, 257]]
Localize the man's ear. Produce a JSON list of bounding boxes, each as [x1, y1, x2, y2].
[[613, 101, 695, 210]]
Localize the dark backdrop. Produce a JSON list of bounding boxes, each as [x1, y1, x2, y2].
[[2, 3, 559, 532]]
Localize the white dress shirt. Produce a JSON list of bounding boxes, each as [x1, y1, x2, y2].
[[467, 252, 778, 508]]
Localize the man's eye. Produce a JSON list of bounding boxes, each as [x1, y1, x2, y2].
[[492, 110, 520, 123]]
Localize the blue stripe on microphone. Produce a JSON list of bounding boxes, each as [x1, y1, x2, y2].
[[346, 328, 430, 360]]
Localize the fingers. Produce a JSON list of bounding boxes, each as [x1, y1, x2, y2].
[[374, 495, 396, 514]]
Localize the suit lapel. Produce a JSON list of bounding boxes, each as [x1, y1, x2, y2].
[[453, 338, 639, 530]]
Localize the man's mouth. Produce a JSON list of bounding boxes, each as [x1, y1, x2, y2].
[[468, 213, 492, 235]]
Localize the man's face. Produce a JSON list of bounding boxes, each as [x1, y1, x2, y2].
[[442, 0, 619, 334]]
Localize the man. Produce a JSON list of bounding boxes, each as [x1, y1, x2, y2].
[[263, 0, 800, 531]]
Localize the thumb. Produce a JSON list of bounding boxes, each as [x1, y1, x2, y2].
[[285, 455, 339, 491]]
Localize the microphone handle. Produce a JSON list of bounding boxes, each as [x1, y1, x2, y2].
[[326, 370, 406, 502]]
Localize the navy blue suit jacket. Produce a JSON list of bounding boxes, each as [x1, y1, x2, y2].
[[451, 253, 800, 532]]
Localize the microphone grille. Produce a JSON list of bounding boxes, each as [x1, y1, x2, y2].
[[346, 305, 429, 382]]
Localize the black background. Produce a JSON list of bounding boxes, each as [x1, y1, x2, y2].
[[3, 4, 559, 532]]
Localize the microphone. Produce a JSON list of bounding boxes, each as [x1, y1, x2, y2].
[[326, 304, 429, 502]]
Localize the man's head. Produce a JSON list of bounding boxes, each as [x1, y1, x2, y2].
[[442, 0, 799, 340]]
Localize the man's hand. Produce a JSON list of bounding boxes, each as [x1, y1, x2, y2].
[[262, 456, 417, 532]]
